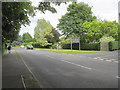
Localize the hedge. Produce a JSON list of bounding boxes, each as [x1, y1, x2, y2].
[[109, 41, 120, 51], [62, 43, 100, 50], [81, 43, 100, 50], [32, 43, 51, 48]]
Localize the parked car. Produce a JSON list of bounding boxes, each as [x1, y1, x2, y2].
[[26, 45, 33, 49], [20, 45, 24, 48]]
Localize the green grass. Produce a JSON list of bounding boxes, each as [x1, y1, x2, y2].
[[3, 49, 7, 55], [35, 48, 108, 53]]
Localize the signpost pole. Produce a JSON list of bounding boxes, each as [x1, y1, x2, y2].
[[71, 40, 72, 50], [79, 36, 80, 50]]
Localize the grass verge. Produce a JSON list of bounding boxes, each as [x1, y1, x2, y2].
[[35, 48, 108, 53]]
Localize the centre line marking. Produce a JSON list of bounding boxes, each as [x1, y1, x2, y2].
[[61, 60, 92, 70]]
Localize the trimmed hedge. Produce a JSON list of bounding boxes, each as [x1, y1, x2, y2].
[[32, 43, 51, 48], [81, 43, 100, 50], [62, 43, 100, 50], [109, 41, 120, 51]]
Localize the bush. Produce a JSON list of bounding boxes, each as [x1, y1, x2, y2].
[[32, 43, 51, 48], [60, 39, 70, 47], [109, 41, 120, 51], [51, 43, 57, 49], [62, 43, 100, 50], [81, 43, 100, 50]]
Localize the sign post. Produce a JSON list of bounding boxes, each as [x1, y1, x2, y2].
[[70, 37, 80, 50]]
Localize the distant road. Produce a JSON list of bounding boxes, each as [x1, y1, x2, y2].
[[14, 47, 118, 88]]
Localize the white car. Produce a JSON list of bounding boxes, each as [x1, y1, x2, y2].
[[20, 45, 24, 48]]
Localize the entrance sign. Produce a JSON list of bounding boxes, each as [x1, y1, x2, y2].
[[70, 37, 80, 50], [70, 38, 80, 43]]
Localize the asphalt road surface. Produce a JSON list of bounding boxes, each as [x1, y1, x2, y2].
[[13, 47, 118, 88]]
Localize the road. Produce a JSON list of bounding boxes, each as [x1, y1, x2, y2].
[[13, 47, 118, 88]]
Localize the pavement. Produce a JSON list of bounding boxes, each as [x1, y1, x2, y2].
[[2, 50, 32, 88]]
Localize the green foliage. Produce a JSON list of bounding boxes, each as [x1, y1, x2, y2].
[[82, 20, 118, 43], [81, 43, 100, 50], [57, 2, 96, 40], [51, 43, 58, 49], [21, 42, 33, 46], [2, 2, 35, 42], [45, 28, 60, 44], [100, 21, 118, 41], [34, 19, 53, 46], [22, 32, 33, 43], [34, 19, 60, 46], [99, 36, 115, 42], [109, 41, 120, 51], [2, 2, 62, 43], [37, 2, 57, 13], [61, 42, 100, 50], [60, 38, 71, 47], [82, 20, 102, 43]]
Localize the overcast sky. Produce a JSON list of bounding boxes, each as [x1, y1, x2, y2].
[[19, 0, 120, 37]]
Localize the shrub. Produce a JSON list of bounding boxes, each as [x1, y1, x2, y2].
[[109, 41, 120, 51], [51, 43, 57, 49], [60, 39, 70, 47], [62, 43, 100, 50], [81, 43, 100, 50]]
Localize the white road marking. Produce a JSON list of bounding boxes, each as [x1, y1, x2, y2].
[[61, 60, 92, 70], [21, 75, 26, 89], [16, 52, 41, 87], [105, 60, 112, 62], [116, 76, 120, 79], [114, 61, 118, 63]]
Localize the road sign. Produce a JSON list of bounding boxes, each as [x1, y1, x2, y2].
[[70, 38, 80, 43], [70, 37, 80, 50]]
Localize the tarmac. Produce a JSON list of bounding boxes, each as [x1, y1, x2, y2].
[[2, 50, 31, 89]]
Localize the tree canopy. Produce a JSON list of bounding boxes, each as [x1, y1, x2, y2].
[[2, 2, 35, 42], [82, 20, 118, 43], [34, 19, 60, 46], [2, 1, 63, 43], [57, 2, 96, 40], [22, 32, 33, 43]]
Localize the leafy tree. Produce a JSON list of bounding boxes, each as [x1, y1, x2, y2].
[[22, 32, 33, 43], [34, 19, 60, 46], [34, 19, 53, 46], [17, 35, 23, 44], [57, 2, 96, 41], [82, 20, 102, 43], [2, 2, 35, 42], [82, 20, 119, 42], [2, 1, 64, 43], [100, 21, 118, 41], [45, 28, 60, 44]]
